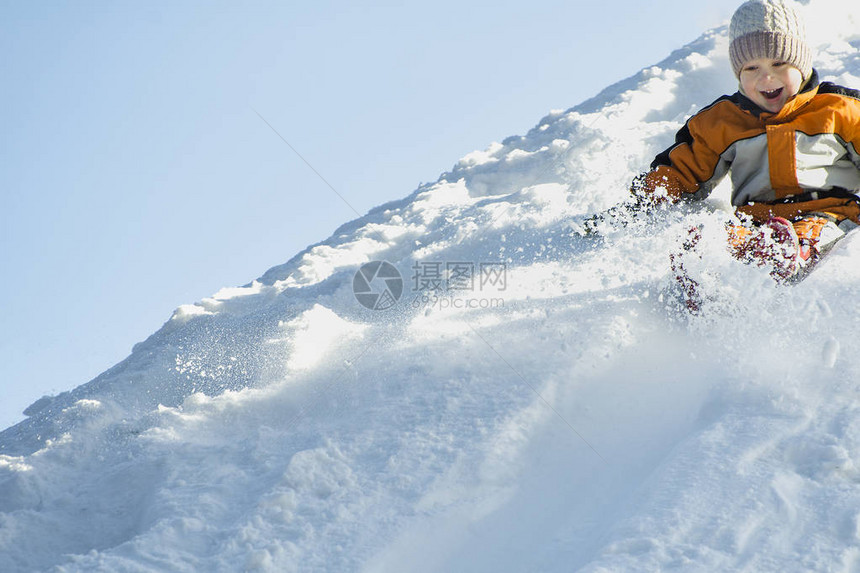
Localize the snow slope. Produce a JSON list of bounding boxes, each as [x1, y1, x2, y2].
[[3, 1, 860, 571]]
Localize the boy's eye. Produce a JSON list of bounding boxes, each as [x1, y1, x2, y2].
[[743, 65, 759, 72], [773, 61, 786, 67]]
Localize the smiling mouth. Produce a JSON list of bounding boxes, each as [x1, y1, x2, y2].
[[761, 87, 784, 101]]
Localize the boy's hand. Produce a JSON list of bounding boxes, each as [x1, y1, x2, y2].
[[572, 172, 678, 236], [578, 198, 655, 236], [630, 172, 675, 210]]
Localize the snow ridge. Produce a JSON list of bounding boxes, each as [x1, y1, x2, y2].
[[3, 2, 860, 571]]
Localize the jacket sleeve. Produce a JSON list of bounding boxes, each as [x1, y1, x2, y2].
[[818, 82, 860, 170], [632, 101, 731, 202]]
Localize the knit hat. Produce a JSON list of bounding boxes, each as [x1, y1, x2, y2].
[[729, 0, 812, 80]]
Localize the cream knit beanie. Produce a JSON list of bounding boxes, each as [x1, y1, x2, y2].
[[729, 0, 812, 79]]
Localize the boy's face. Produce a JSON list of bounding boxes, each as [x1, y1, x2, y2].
[[739, 58, 804, 113]]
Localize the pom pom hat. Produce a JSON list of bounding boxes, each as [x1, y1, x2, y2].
[[729, 0, 812, 80]]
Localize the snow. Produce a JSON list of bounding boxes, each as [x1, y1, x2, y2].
[[3, 1, 860, 571]]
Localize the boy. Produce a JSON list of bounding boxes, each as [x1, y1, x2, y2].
[[632, 0, 860, 280]]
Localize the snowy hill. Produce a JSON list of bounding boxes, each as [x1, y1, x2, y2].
[[4, 1, 860, 571]]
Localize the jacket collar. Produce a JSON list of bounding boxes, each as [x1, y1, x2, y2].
[[736, 69, 820, 120]]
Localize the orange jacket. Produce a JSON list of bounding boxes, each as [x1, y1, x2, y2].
[[635, 71, 860, 223]]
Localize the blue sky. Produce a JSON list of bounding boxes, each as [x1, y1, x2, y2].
[[0, 0, 742, 430]]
